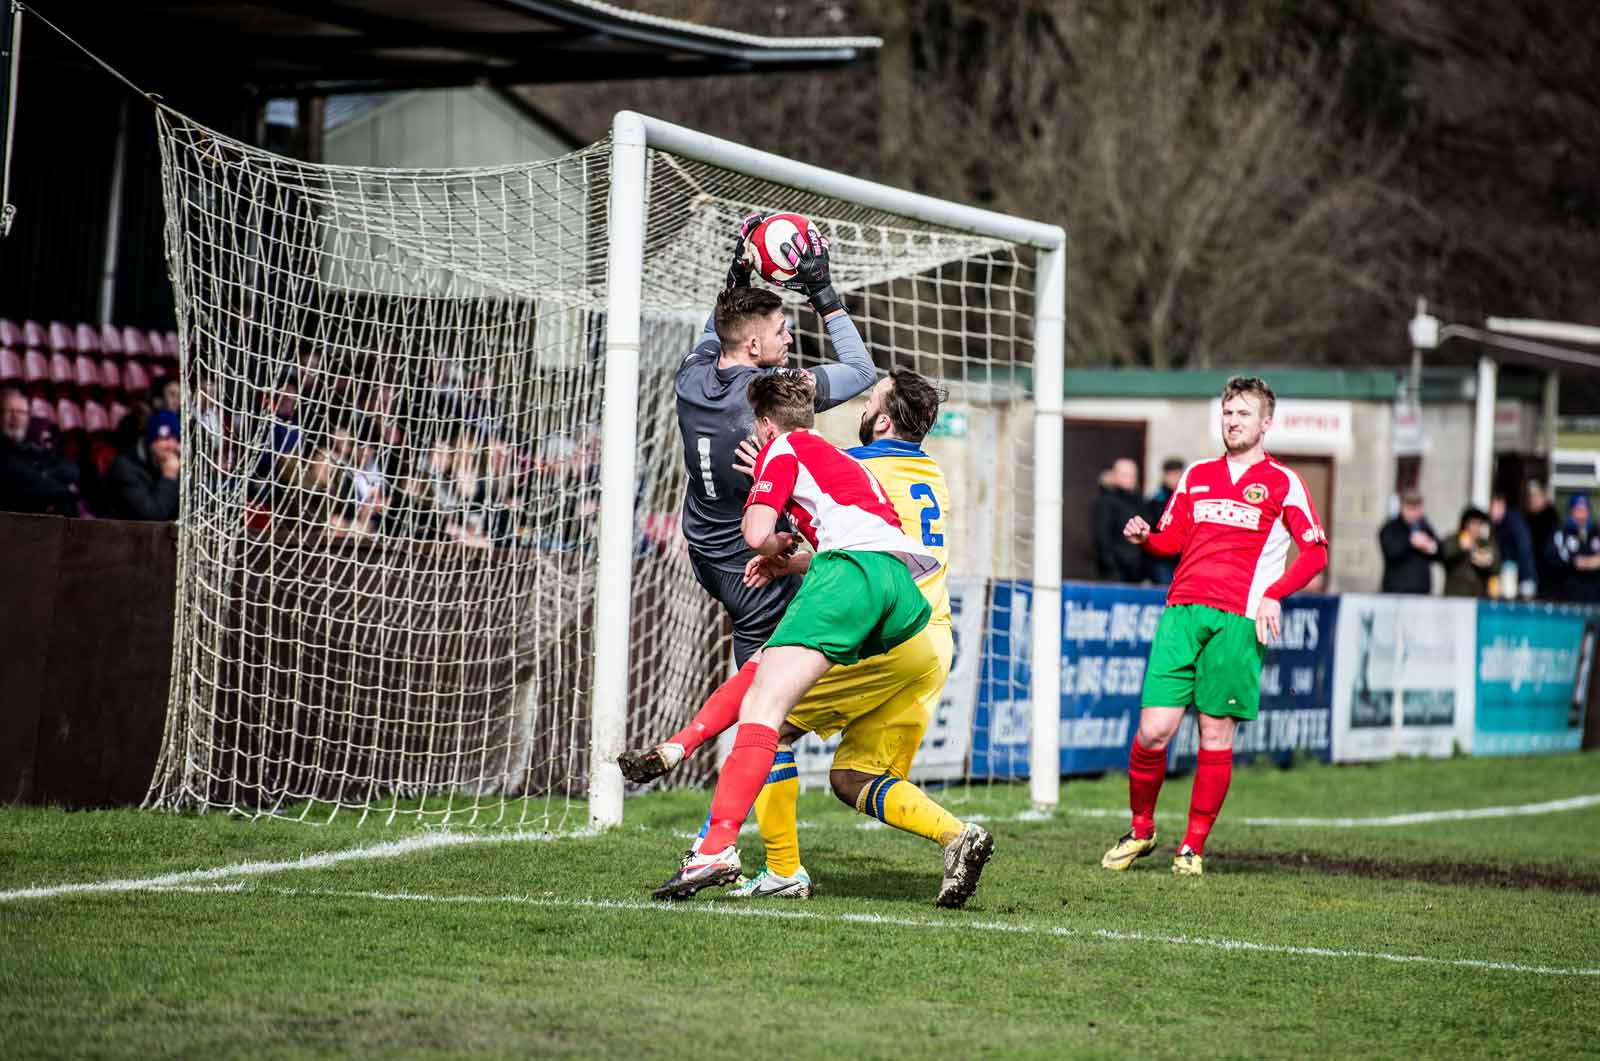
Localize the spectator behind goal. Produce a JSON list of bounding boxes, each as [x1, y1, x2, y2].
[[1440, 506, 1499, 598], [105, 409, 181, 521], [1378, 490, 1440, 594], [1548, 493, 1600, 603], [0, 384, 82, 516], [1490, 491, 1536, 598], [1525, 478, 1561, 594], [1092, 457, 1147, 582], [1145, 457, 1186, 584]]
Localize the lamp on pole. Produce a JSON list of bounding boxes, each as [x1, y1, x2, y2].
[[1407, 301, 1600, 510]]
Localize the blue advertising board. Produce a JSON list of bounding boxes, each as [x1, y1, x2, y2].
[[1473, 602, 1596, 756], [972, 582, 1338, 778]]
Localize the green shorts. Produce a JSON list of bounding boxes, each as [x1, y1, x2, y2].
[[1140, 603, 1267, 720], [766, 550, 932, 666]]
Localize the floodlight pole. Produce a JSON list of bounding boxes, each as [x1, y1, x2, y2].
[[0, 2, 22, 239]]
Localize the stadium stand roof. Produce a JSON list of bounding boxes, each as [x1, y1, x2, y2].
[[39, 0, 883, 96]]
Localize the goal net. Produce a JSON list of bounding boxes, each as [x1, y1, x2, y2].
[[145, 107, 1063, 827]]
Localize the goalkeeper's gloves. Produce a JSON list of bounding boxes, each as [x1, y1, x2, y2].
[[777, 225, 843, 317], [724, 212, 766, 291]]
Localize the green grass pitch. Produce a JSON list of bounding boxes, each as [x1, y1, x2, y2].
[[3, 754, 1598, 1058]]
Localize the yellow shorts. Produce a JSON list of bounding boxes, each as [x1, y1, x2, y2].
[[785, 621, 954, 777]]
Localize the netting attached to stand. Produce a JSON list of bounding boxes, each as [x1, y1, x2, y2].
[[146, 108, 1039, 825]]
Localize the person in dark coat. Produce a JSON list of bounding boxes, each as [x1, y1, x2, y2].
[[1378, 490, 1441, 594], [1525, 478, 1561, 595], [1548, 492, 1600, 603], [1441, 506, 1499, 598], [1092, 457, 1147, 582], [0, 386, 80, 515], [1490, 491, 1535, 598], [105, 409, 181, 521]]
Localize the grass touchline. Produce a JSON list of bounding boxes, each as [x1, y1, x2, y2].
[[117, 882, 1600, 980]]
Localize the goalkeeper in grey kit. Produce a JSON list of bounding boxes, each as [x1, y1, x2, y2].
[[674, 215, 875, 664], [619, 214, 876, 782]]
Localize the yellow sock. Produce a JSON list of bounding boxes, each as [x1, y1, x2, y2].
[[753, 746, 802, 877], [855, 774, 964, 848]]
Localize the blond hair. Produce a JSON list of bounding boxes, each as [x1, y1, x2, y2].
[[1222, 375, 1276, 419]]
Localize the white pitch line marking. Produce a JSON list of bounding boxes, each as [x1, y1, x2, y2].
[[0, 827, 596, 903], [153, 884, 1600, 979], [7, 793, 1596, 904], [1065, 793, 1600, 828]]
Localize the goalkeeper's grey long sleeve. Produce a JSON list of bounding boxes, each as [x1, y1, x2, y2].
[[811, 311, 875, 411]]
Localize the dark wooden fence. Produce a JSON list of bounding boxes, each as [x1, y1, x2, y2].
[[0, 513, 175, 806]]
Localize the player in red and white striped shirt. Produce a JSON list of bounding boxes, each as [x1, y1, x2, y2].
[[1102, 376, 1328, 876], [652, 372, 993, 903]]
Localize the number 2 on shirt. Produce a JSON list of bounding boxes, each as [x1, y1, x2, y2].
[[908, 482, 944, 547]]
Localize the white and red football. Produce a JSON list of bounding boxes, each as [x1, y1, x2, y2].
[[744, 212, 818, 285]]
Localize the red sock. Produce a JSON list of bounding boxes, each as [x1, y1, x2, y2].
[[1182, 747, 1234, 855], [668, 660, 759, 756], [1127, 737, 1167, 840], [700, 723, 779, 853]]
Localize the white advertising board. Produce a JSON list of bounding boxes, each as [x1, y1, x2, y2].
[[1330, 594, 1477, 761]]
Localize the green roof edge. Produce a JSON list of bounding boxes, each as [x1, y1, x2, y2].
[[1063, 369, 1398, 400], [1061, 367, 1548, 403]]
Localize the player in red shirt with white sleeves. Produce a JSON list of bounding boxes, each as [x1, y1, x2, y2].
[[1101, 376, 1328, 876], [651, 371, 994, 904]]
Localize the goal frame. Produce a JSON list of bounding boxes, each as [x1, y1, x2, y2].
[[592, 111, 1067, 827]]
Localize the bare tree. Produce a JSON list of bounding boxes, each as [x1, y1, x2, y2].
[[1077, 6, 1426, 368], [531, 3, 1529, 369], [874, 1, 1423, 369]]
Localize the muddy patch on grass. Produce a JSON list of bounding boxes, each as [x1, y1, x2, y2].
[[1212, 849, 1600, 893]]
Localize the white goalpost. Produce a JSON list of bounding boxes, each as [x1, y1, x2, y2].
[[145, 107, 1065, 828]]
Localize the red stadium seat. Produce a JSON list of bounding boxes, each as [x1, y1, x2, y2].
[[30, 395, 56, 425], [56, 398, 85, 434], [74, 323, 100, 355], [107, 399, 131, 428], [123, 359, 151, 397], [21, 319, 46, 348], [121, 326, 150, 358], [99, 323, 124, 359], [0, 348, 21, 385], [99, 357, 123, 395], [164, 330, 179, 356], [47, 321, 75, 354], [74, 354, 100, 394], [23, 349, 49, 386], [0, 318, 20, 347], [146, 329, 168, 359], [83, 399, 110, 435], [49, 351, 74, 389]]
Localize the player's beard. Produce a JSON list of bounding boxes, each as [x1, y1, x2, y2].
[[1224, 426, 1263, 455], [858, 412, 875, 448]]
